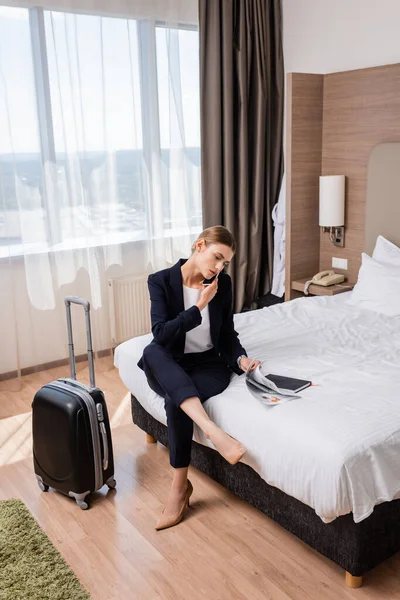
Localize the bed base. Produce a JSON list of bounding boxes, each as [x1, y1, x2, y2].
[[132, 394, 400, 587]]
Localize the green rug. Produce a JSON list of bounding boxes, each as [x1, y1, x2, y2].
[[0, 499, 90, 600]]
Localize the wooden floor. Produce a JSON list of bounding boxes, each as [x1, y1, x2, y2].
[[1, 357, 400, 600]]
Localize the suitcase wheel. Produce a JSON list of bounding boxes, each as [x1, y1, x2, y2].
[[36, 475, 49, 492], [106, 477, 116, 489], [38, 481, 49, 492], [69, 491, 90, 509]]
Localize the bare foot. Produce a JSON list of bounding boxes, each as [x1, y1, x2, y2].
[[206, 425, 246, 464]]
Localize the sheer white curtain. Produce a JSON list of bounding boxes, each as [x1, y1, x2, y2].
[[0, 0, 200, 382]]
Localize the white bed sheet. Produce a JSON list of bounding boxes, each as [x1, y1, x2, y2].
[[114, 293, 400, 523]]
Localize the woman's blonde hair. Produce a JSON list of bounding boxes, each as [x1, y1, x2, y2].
[[191, 225, 236, 254]]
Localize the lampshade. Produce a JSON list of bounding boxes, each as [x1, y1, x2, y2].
[[319, 175, 345, 227]]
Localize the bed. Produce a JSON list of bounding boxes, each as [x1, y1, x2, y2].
[[114, 290, 400, 587]]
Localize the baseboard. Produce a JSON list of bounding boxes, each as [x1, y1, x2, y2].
[[0, 349, 113, 382]]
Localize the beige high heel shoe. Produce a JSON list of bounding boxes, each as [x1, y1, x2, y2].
[[155, 480, 193, 531]]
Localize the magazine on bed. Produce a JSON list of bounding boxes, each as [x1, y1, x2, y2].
[[245, 361, 311, 406]]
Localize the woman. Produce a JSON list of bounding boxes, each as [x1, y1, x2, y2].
[[138, 226, 260, 530]]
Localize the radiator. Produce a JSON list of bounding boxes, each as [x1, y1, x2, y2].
[[108, 274, 151, 345]]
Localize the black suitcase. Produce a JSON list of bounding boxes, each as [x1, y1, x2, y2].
[[32, 296, 116, 509]]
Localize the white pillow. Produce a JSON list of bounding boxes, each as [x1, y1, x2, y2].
[[372, 235, 400, 268], [348, 253, 400, 316]]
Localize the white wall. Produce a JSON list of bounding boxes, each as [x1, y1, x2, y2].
[[0, 242, 148, 374], [283, 0, 400, 74], [0, 232, 196, 375]]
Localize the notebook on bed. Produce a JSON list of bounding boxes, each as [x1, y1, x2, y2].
[[245, 363, 311, 405], [264, 373, 312, 394]]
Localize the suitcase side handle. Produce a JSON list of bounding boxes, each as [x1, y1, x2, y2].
[[64, 296, 95, 388], [99, 422, 109, 470]]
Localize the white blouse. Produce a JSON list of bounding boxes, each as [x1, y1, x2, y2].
[[182, 285, 213, 353]]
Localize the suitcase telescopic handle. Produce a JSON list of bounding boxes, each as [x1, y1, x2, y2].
[[64, 296, 95, 388]]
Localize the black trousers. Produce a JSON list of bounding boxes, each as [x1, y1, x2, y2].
[[140, 343, 232, 468]]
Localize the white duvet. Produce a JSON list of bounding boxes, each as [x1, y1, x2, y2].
[[114, 293, 400, 523]]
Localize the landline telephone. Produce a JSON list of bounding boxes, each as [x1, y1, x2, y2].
[[311, 270, 345, 286], [304, 270, 345, 295]]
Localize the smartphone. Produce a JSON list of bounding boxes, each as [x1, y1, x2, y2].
[[202, 270, 221, 286]]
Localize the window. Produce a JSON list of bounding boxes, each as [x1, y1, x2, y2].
[[0, 8, 44, 250], [155, 26, 201, 230], [0, 5, 201, 257]]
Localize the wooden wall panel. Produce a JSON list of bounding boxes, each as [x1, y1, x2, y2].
[[286, 63, 400, 296], [320, 63, 400, 282], [285, 73, 323, 300]]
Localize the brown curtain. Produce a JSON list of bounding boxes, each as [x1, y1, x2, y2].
[[199, 0, 284, 311]]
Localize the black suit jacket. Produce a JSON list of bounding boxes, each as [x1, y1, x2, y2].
[[138, 259, 247, 375]]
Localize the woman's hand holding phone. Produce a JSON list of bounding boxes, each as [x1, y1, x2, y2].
[[197, 277, 218, 311], [202, 270, 221, 286]]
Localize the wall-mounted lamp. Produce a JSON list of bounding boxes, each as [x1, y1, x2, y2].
[[319, 175, 345, 247]]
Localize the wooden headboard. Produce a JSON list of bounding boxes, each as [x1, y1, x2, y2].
[[286, 63, 400, 300]]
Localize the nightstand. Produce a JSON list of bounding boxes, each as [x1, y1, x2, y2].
[[291, 278, 354, 297]]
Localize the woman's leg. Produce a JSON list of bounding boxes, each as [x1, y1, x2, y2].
[[161, 466, 189, 518], [141, 343, 198, 468], [141, 344, 245, 526], [141, 343, 198, 523], [180, 396, 245, 465], [142, 343, 246, 465], [160, 395, 245, 521], [180, 356, 246, 464]]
